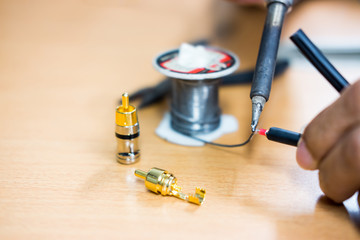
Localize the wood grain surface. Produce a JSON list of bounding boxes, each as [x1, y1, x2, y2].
[[0, 0, 359, 239]]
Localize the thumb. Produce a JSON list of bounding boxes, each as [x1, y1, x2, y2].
[[296, 139, 317, 170]]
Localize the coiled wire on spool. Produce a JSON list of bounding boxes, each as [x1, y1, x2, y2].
[[153, 45, 239, 136]]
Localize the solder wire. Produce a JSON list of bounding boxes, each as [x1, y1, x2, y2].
[[188, 132, 255, 148]]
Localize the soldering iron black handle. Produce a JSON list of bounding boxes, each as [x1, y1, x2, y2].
[[290, 29, 349, 93], [250, 2, 288, 101], [266, 127, 301, 147]]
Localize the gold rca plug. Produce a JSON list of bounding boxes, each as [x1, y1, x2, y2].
[[135, 167, 206, 205], [115, 93, 140, 164]]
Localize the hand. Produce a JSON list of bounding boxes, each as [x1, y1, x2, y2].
[[296, 79, 360, 204]]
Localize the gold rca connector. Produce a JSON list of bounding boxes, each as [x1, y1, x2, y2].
[[134, 167, 206, 205], [115, 93, 140, 164]]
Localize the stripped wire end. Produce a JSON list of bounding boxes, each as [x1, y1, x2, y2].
[[257, 128, 268, 136]]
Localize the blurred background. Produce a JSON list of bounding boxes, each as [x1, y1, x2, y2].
[[1, 1, 360, 239]]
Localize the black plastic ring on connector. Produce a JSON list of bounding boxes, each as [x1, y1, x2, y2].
[[115, 132, 140, 140]]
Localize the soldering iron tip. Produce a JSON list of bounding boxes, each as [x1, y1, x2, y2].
[[250, 96, 265, 133], [251, 123, 257, 133]]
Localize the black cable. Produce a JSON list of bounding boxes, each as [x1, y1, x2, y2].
[[188, 132, 255, 148]]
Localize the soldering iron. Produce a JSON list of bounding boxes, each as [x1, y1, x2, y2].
[[258, 29, 350, 147], [194, 29, 351, 148], [250, 0, 293, 132]]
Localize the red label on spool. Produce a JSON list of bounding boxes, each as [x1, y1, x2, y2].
[[157, 48, 236, 74]]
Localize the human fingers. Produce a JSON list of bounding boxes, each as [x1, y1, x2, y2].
[[296, 139, 317, 170], [297, 80, 360, 170], [317, 125, 360, 203]]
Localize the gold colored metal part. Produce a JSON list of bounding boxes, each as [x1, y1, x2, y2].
[[115, 92, 140, 164], [122, 93, 129, 110], [134, 167, 206, 205], [116, 93, 138, 127]]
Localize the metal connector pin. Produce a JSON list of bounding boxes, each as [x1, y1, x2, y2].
[[135, 167, 206, 205], [122, 93, 129, 109], [115, 92, 140, 164]]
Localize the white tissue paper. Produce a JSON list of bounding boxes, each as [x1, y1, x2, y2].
[[177, 43, 215, 69]]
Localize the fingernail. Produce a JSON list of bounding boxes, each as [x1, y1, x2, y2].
[[296, 139, 317, 170]]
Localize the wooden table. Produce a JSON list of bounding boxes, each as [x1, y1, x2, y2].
[[1, 0, 359, 239]]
